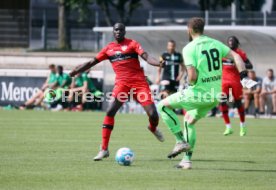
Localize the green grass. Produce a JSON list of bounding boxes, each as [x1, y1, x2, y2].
[[0, 110, 275, 190]]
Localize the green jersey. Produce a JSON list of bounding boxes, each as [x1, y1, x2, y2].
[[75, 73, 96, 91], [57, 73, 72, 89], [183, 35, 230, 100], [48, 72, 57, 84]]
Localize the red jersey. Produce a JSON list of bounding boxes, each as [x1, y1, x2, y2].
[[222, 48, 248, 81], [96, 38, 146, 83]]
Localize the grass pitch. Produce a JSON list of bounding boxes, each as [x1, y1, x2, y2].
[[0, 110, 275, 190]]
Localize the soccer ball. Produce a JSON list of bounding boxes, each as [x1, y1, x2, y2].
[[115, 147, 134, 166]]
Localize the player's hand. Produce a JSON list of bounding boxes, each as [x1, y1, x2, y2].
[[241, 78, 258, 89]]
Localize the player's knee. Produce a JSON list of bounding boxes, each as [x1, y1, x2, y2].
[[106, 107, 117, 117]]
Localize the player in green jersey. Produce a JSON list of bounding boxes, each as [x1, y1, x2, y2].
[[157, 17, 257, 169]]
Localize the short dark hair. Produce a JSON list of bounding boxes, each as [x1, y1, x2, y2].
[[49, 64, 55, 69], [267, 68, 274, 73], [168, 39, 176, 44], [188, 17, 205, 34]]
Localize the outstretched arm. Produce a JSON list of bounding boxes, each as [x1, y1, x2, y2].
[[141, 52, 164, 67], [226, 50, 257, 88], [70, 58, 99, 77]]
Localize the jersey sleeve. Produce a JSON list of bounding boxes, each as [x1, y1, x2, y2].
[[95, 46, 108, 62], [133, 41, 145, 56], [183, 45, 196, 67], [82, 73, 89, 82]]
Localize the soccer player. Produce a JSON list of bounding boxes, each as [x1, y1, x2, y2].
[[158, 17, 257, 169], [243, 70, 262, 116], [69, 23, 165, 161], [156, 40, 185, 98], [220, 36, 253, 136]]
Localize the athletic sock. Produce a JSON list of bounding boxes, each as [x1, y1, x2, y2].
[[220, 104, 230, 125], [158, 105, 182, 142], [183, 120, 196, 153], [226, 123, 232, 129], [101, 116, 114, 150], [240, 122, 245, 128], [148, 116, 159, 132], [237, 105, 245, 123], [184, 151, 193, 161]]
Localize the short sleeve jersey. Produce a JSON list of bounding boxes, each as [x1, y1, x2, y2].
[[75, 73, 96, 91], [57, 73, 72, 89], [48, 72, 57, 84], [160, 52, 183, 81], [183, 35, 230, 98], [96, 38, 146, 83]]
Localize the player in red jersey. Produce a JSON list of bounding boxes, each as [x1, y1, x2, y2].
[[220, 36, 253, 137], [70, 23, 165, 161]]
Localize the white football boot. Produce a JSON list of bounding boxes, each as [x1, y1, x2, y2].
[[148, 127, 165, 142], [167, 142, 190, 159], [176, 159, 192, 170], [93, 149, 109, 161]]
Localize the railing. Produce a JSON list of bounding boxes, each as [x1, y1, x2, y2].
[[28, 7, 276, 50]]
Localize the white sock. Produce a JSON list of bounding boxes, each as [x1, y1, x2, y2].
[[226, 124, 232, 129], [240, 122, 245, 128]]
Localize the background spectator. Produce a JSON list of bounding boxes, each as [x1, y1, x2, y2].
[[259, 69, 276, 115], [243, 70, 262, 116]]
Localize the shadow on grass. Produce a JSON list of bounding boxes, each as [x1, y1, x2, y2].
[[193, 159, 256, 164], [194, 168, 276, 173]]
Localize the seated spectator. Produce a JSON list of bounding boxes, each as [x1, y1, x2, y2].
[[259, 69, 276, 115], [20, 64, 57, 109], [243, 70, 262, 116], [43, 65, 72, 110], [68, 71, 102, 111]]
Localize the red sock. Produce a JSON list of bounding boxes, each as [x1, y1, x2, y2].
[[101, 116, 114, 150], [220, 104, 230, 124], [148, 116, 159, 132], [237, 105, 245, 123]]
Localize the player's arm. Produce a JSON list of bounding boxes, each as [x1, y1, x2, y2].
[[141, 52, 164, 67], [176, 63, 186, 82], [225, 50, 257, 88], [186, 66, 197, 85], [156, 56, 164, 83], [70, 77, 76, 89], [70, 58, 99, 77], [41, 75, 50, 91], [244, 58, 253, 70]]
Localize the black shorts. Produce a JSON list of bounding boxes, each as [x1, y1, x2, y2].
[[160, 80, 179, 93]]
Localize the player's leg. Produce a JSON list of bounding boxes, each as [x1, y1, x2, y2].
[[157, 91, 191, 158], [177, 103, 217, 169], [232, 83, 246, 136], [219, 83, 233, 135], [219, 99, 233, 136], [234, 99, 246, 136], [94, 98, 123, 161], [94, 84, 128, 161], [134, 82, 164, 142], [143, 103, 164, 142]]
